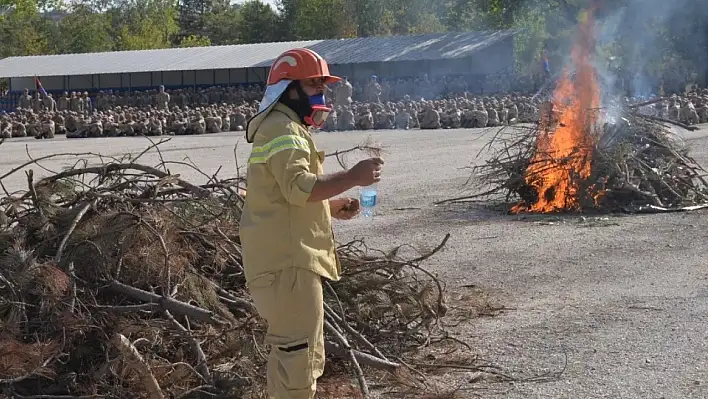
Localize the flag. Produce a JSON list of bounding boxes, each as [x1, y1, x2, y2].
[[35, 76, 47, 97]]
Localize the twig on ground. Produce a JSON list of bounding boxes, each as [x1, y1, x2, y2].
[[112, 333, 164, 399], [164, 311, 212, 384], [324, 320, 369, 398], [107, 281, 225, 325], [55, 201, 94, 265], [324, 342, 400, 373]]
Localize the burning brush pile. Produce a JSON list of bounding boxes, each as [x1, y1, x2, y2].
[[0, 140, 452, 398], [472, 10, 708, 214]]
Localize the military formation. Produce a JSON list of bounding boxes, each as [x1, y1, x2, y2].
[[1, 85, 264, 139], [634, 89, 708, 125], [1, 77, 707, 140], [324, 94, 541, 131]]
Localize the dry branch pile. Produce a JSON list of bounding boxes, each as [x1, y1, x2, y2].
[[465, 106, 708, 213], [0, 139, 451, 398]]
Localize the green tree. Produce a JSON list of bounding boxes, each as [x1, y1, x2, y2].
[[292, 0, 352, 39], [237, 0, 280, 43], [1, 0, 37, 16], [179, 34, 211, 47], [118, 19, 171, 50], [387, 0, 446, 35], [442, 0, 484, 32], [275, 0, 298, 40], [349, 0, 396, 37], [0, 0, 52, 57], [179, 0, 227, 38], [202, 3, 242, 45], [57, 3, 113, 53], [109, 0, 180, 50]]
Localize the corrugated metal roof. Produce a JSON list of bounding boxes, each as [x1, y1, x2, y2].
[[0, 40, 322, 78], [0, 30, 515, 78], [264, 30, 516, 67]]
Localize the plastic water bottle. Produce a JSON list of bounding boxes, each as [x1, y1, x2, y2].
[[360, 185, 378, 218]]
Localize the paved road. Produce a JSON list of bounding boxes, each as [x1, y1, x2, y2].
[[2, 125, 708, 398]]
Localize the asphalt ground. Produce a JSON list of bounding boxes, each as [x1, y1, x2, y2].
[[2, 124, 708, 398]]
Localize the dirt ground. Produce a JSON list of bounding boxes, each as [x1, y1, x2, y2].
[[1, 124, 707, 398]]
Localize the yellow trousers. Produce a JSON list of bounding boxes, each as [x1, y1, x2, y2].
[[248, 267, 325, 399]]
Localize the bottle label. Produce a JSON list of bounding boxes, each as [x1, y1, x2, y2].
[[360, 190, 377, 207]]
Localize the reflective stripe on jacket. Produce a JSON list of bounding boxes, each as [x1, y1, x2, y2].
[[240, 102, 340, 283]]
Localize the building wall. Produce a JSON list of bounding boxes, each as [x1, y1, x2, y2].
[[9, 77, 34, 91], [329, 63, 381, 80], [469, 36, 515, 76]]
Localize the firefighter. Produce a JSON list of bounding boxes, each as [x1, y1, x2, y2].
[[241, 48, 384, 399]]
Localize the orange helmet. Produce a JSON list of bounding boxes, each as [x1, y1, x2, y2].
[[267, 48, 341, 86]]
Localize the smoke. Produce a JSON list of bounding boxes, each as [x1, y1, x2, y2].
[[592, 7, 621, 122], [595, 0, 708, 99], [584, 0, 708, 127]]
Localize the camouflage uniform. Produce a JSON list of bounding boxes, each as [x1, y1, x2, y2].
[[419, 104, 441, 129], [338, 107, 356, 131]]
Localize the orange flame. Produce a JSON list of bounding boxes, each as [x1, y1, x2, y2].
[[513, 8, 601, 213]]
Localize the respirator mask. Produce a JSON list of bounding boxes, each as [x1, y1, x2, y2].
[[280, 81, 331, 128]]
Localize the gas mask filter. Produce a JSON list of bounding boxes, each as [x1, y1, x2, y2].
[[304, 92, 331, 128]]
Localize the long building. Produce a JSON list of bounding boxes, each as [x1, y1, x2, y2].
[[0, 30, 516, 109]]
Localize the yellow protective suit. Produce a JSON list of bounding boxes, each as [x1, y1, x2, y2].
[[240, 102, 340, 399]]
